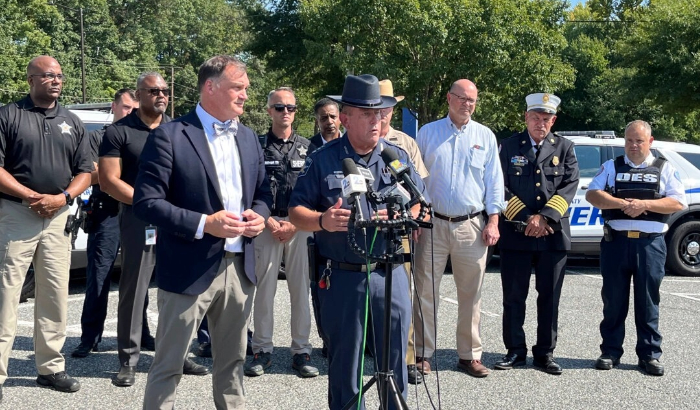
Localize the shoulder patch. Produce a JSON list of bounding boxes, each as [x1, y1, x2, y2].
[[299, 157, 313, 178]]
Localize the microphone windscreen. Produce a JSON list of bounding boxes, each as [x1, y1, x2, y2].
[[380, 147, 400, 164], [342, 158, 360, 177]]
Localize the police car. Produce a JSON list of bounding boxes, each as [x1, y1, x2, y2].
[[561, 131, 700, 277]]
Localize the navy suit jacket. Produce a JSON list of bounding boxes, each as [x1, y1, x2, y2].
[[133, 110, 272, 295]]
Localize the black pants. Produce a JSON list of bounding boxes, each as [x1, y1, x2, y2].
[[499, 249, 567, 358], [79, 208, 127, 345], [600, 234, 665, 360], [117, 205, 156, 366]]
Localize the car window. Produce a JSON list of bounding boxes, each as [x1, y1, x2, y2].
[[84, 123, 107, 133], [573, 145, 603, 177], [677, 152, 700, 171]]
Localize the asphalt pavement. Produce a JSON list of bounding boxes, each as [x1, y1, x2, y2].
[[4, 259, 700, 409]]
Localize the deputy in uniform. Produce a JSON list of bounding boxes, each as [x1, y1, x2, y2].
[[72, 88, 138, 358], [496, 93, 579, 375], [0, 55, 92, 395], [289, 74, 426, 410], [586, 120, 686, 376], [245, 87, 318, 378]]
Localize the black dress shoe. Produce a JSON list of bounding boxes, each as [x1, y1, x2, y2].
[[71, 342, 98, 358], [114, 365, 136, 387], [533, 357, 563, 375], [494, 353, 526, 370], [595, 354, 620, 370], [195, 342, 212, 358], [37, 371, 81, 392], [407, 364, 423, 385], [183, 358, 210, 376], [141, 334, 156, 351], [638, 358, 664, 376]]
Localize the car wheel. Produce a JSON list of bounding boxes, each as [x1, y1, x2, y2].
[[20, 265, 36, 303], [666, 220, 700, 277]]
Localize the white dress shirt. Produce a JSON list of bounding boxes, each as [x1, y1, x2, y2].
[[194, 103, 245, 251], [588, 152, 688, 233], [417, 116, 505, 216]]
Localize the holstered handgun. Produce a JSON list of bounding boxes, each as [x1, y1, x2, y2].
[[603, 222, 613, 242]]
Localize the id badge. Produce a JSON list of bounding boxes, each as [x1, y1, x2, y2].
[[145, 225, 157, 245]]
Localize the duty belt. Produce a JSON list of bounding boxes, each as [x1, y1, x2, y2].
[[324, 260, 378, 272], [611, 230, 662, 239], [433, 211, 482, 223]]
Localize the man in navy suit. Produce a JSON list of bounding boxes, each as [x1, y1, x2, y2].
[[134, 55, 272, 409]]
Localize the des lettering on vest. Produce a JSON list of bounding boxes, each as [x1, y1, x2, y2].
[[615, 173, 659, 183]]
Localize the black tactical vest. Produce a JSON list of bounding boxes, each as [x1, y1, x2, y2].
[[602, 156, 668, 223]]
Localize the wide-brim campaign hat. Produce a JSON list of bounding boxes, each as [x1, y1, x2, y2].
[[328, 74, 397, 109], [526, 93, 561, 114], [378, 79, 405, 102]]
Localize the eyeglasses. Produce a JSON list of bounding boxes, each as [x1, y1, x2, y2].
[[29, 73, 66, 82], [449, 92, 477, 105], [272, 104, 297, 113], [140, 88, 171, 97]]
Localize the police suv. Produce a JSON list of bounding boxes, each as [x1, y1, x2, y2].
[[562, 130, 700, 277]]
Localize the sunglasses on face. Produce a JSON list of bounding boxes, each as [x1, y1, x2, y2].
[[140, 88, 171, 97], [30, 73, 66, 82], [272, 104, 297, 113]]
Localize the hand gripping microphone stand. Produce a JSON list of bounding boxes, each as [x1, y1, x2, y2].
[[342, 160, 430, 410]]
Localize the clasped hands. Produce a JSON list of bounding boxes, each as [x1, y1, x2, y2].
[[27, 193, 66, 219], [204, 209, 265, 239]]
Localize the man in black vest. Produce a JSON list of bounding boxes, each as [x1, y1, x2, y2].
[[586, 120, 686, 376], [496, 93, 579, 375]]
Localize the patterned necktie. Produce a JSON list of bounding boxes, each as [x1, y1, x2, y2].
[[213, 120, 238, 137]]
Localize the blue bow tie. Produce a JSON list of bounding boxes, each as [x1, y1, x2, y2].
[[213, 120, 237, 136]]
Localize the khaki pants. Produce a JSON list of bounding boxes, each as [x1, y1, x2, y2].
[[412, 216, 488, 360], [402, 237, 416, 366], [0, 199, 71, 383], [252, 217, 312, 355], [143, 254, 253, 410]]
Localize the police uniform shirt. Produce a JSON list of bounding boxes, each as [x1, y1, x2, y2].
[[0, 95, 92, 196], [589, 153, 687, 233], [260, 129, 311, 213], [100, 110, 171, 187], [289, 136, 426, 264]]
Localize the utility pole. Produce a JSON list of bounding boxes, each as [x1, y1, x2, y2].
[[170, 65, 175, 118], [80, 7, 86, 103]]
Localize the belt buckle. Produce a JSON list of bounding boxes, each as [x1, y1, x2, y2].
[[447, 215, 454, 222], [627, 231, 640, 239]]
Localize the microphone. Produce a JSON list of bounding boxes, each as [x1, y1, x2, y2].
[[379, 147, 429, 207], [342, 158, 367, 222]]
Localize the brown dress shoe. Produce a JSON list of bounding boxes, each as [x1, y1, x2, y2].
[[458, 359, 490, 378], [415, 357, 431, 374]]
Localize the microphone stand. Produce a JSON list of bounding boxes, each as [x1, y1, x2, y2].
[[343, 194, 430, 410]]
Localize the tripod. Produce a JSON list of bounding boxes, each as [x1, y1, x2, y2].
[[342, 195, 418, 410]]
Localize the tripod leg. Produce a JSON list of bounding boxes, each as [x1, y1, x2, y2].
[[341, 376, 377, 410], [387, 375, 410, 410]]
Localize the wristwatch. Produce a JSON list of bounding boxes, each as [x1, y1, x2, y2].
[[63, 191, 72, 205]]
